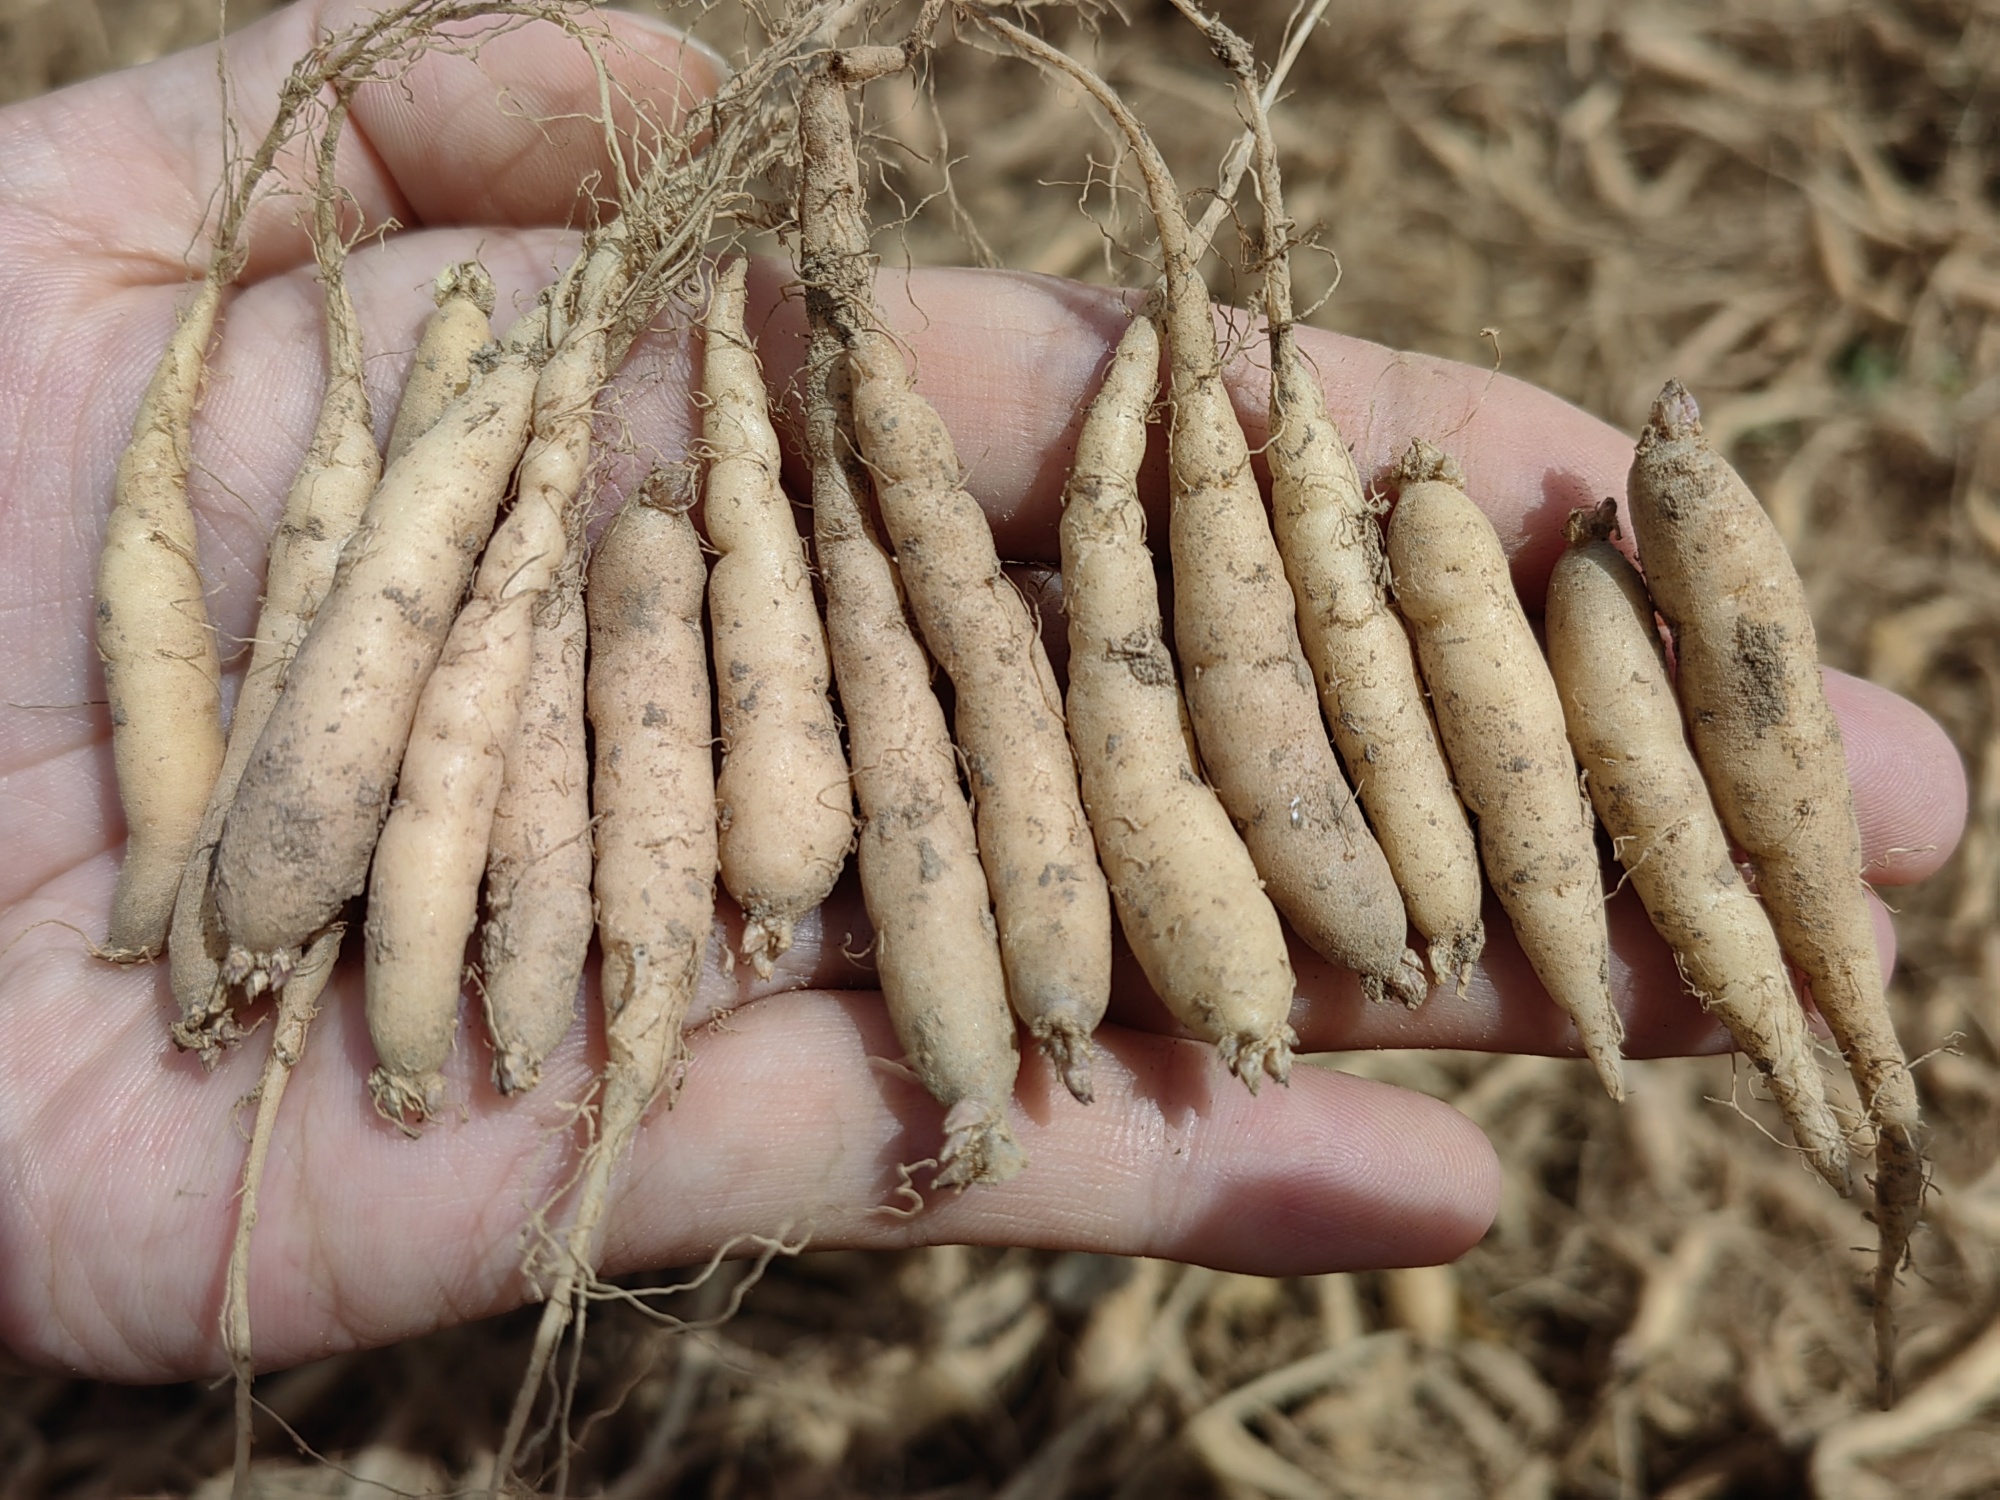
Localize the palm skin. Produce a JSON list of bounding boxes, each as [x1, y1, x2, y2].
[[0, 0, 1966, 1383]]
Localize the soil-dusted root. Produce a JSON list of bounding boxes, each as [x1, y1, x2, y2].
[[1627, 381, 1921, 1404], [214, 306, 549, 994], [1199, 8, 1482, 994], [849, 326, 1114, 1102], [96, 274, 228, 962], [220, 0, 836, 1006], [799, 69, 1024, 1180], [222, 922, 342, 1499], [1387, 441, 1625, 1100], [495, 481, 719, 1483], [967, 9, 1423, 1009], [364, 248, 629, 1128], [703, 257, 853, 979], [1546, 502, 1850, 1193], [383, 260, 495, 466], [96, 0, 557, 966], [169, 92, 383, 1059], [1061, 313, 1297, 1088], [479, 546, 592, 1096], [361, 0, 855, 1119]]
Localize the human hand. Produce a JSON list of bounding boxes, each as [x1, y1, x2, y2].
[[0, 0, 1964, 1383]]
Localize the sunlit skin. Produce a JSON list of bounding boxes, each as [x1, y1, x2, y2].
[[0, 0, 1966, 1381]]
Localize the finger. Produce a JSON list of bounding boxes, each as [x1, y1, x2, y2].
[[342, 5, 724, 244], [742, 261, 1626, 592], [1280, 885, 1897, 1060], [24, 0, 723, 286], [185, 225, 577, 656], [1831, 667, 1968, 886], [719, 262, 1964, 883], [20, 983, 1495, 1380], [603, 994, 1499, 1283]]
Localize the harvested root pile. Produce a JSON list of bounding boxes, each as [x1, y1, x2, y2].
[[13, 0, 1998, 1493]]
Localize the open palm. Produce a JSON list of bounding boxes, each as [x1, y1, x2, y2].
[[0, 0, 1965, 1384]]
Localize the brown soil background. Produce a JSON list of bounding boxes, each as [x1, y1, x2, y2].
[[6, 0, 2000, 1495]]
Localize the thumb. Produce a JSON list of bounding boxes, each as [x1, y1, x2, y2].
[[24, 0, 725, 286], [347, 3, 727, 234]]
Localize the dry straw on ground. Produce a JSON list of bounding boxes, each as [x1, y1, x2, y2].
[[7, 0, 2000, 1495]]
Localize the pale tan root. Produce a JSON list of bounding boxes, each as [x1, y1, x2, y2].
[[98, 275, 227, 961], [1627, 381, 1920, 1404], [970, 11, 1420, 1009], [1060, 314, 1295, 1090], [496, 482, 720, 1480], [1200, 19, 1482, 996], [1387, 441, 1624, 1100], [1546, 503, 1849, 1192], [365, 250, 628, 1128], [225, 923, 341, 1500], [104, 0, 528, 966], [1267, 362, 1481, 995], [703, 258, 853, 980], [480, 555, 592, 1095], [799, 70, 1023, 1178], [384, 260, 495, 466], [171, 96, 381, 1057], [361, 0, 822, 1118], [213, 308, 547, 994], [850, 327, 1114, 1104]]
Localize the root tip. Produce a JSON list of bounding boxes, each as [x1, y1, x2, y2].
[[1217, 1025, 1298, 1094], [368, 1066, 444, 1134], [492, 1049, 543, 1097], [740, 911, 793, 981], [1371, 950, 1431, 1011], [1428, 922, 1484, 997], [1646, 379, 1703, 442], [169, 1009, 250, 1067], [437, 258, 496, 314], [1394, 437, 1465, 489], [933, 1098, 1028, 1188], [1564, 499, 1620, 547], [1588, 1047, 1626, 1103], [1032, 1022, 1097, 1105]]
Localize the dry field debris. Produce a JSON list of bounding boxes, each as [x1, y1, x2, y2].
[[6, 0, 2000, 1497]]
